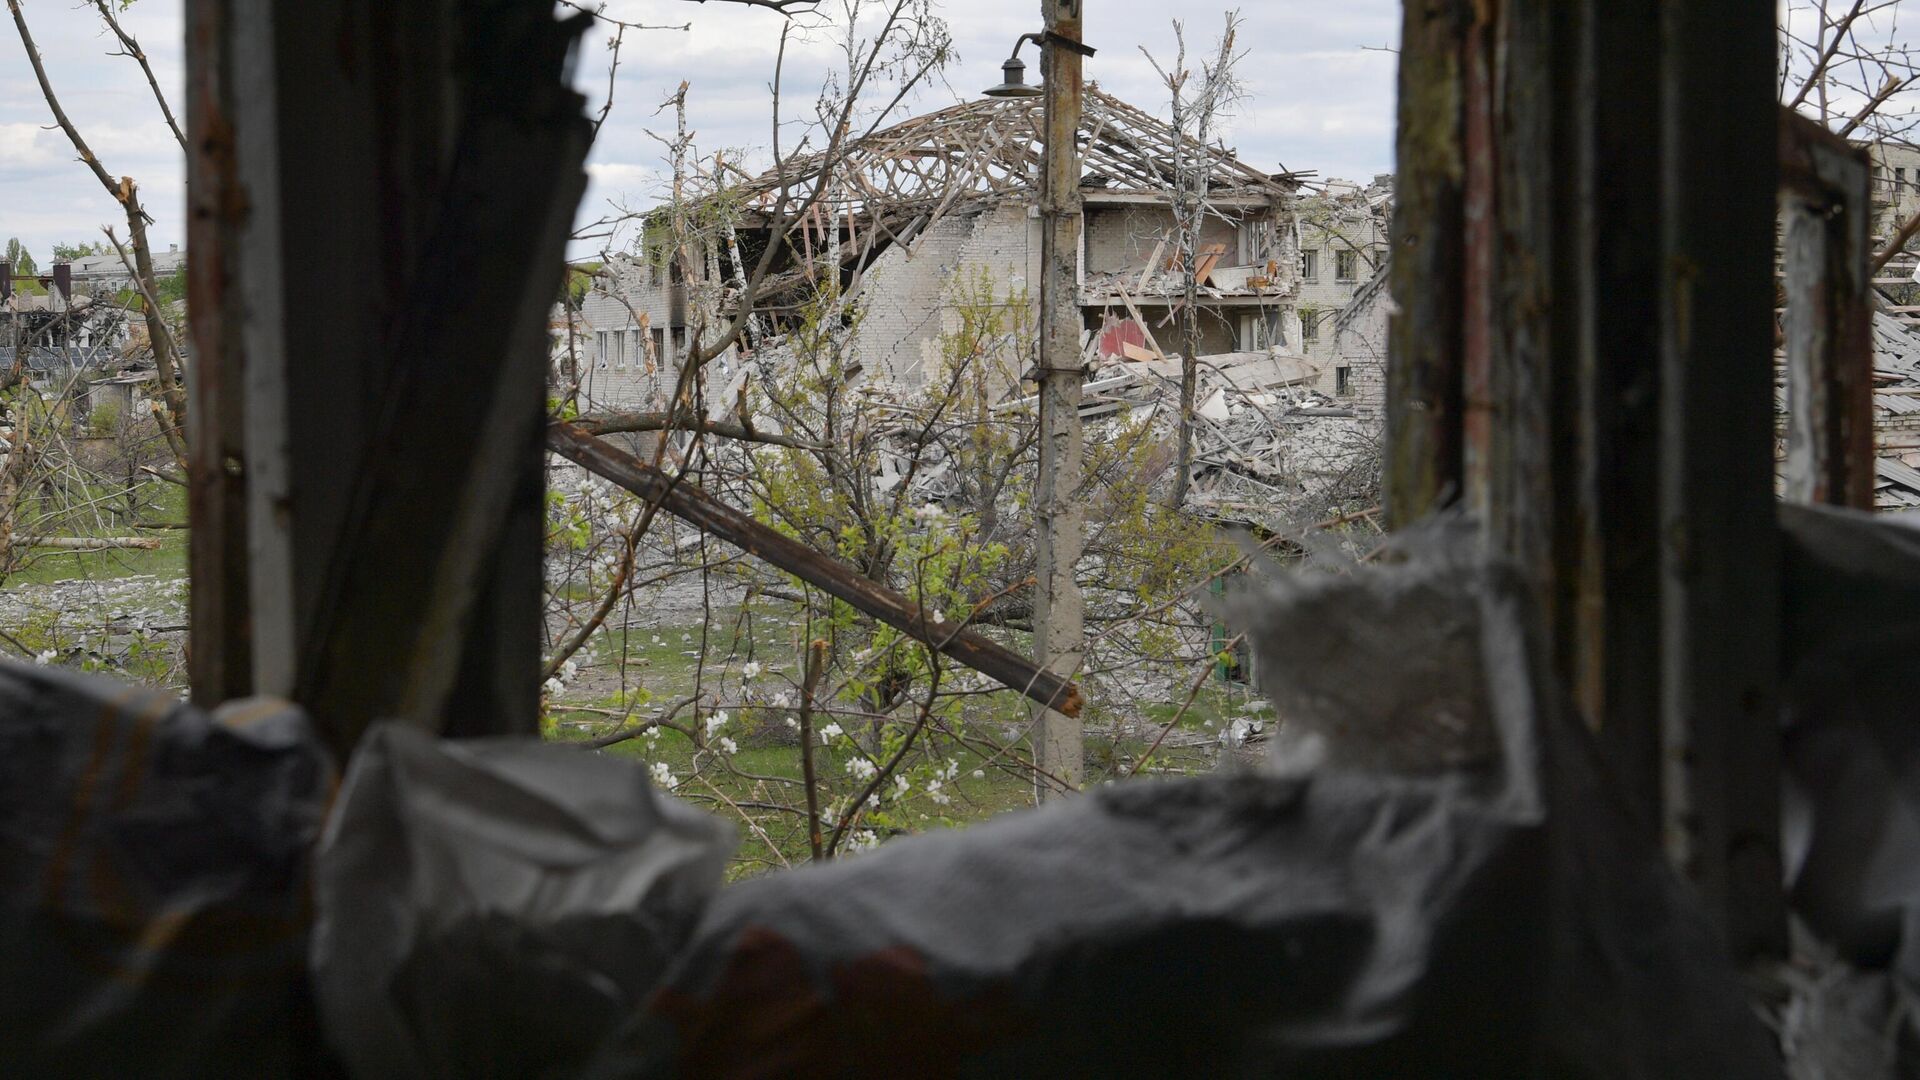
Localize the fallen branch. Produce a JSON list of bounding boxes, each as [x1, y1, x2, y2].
[[572, 410, 825, 451], [548, 420, 1083, 716], [14, 536, 163, 551]]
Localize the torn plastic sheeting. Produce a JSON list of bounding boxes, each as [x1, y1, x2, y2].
[[0, 663, 332, 1078], [310, 724, 735, 1079], [1779, 504, 1920, 990], [586, 534, 1780, 1078]]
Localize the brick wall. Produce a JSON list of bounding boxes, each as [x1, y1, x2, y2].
[[1328, 277, 1390, 412], [853, 202, 1040, 388]]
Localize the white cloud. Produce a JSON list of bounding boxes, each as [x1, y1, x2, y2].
[[0, 124, 59, 171], [2, 0, 1401, 263]]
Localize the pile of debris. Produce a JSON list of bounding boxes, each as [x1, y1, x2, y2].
[[996, 347, 1380, 528], [1870, 311, 1920, 510]]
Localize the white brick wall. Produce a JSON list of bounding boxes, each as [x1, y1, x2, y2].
[[852, 202, 1040, 387], [1327, 275, 1390, 412], [573, 255, 733, 412]]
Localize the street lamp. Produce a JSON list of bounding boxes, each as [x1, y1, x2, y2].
[[985, 11, 1090, 801], [982, 33, 1045, 99]]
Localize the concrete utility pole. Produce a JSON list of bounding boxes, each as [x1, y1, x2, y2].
[[1032, 0, 1086, 800]]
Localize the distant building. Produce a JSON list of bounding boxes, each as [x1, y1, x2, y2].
[[1294, 175, 1392, 394], [573, 86, 1313, 411], [67, 244, 186, 297]]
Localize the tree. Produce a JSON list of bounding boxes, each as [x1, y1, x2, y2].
[[9, 0, 189, 469], [3, 238, 35, 277], [1143, 13, 1250, 508], [51, 240, 109, 263], [1781, 1, 1920, 269]]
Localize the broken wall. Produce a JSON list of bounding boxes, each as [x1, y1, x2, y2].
[[1326, 269, 1392, 410], [1083, 203, 1244, 278], [853, 202, 1041, 388]]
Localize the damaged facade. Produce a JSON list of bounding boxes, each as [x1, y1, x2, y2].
[[578, 88, 1318, 396], [571, 88, 1391, 523]]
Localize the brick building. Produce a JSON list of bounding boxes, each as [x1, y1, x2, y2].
[[574, 87, 1317, 408]]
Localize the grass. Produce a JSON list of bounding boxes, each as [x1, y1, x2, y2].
[[545, 616, 1249, 877], [5, 483, 189, 586], [6, 487, 1253, 877], [548, 716, 1065, 877]]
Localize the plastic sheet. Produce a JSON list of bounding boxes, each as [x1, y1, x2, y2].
[[310, 724, 735, 1079], [0, 664, 331, 1078], [586, 537, 1781, 1078]]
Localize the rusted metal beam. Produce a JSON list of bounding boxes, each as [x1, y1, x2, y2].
[[548, 421, 1084, 719], [1780, 109, 1876, 510]]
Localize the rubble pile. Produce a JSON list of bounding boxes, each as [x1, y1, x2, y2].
[[997, 348, 1380, 528]]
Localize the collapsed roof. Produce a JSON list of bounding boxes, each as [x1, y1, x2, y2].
[[725, 85, 1306, 223]]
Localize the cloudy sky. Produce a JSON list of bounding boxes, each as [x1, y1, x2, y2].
[[0, 0, 1399, 266]]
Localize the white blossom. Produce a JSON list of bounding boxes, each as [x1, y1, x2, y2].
[[741, 661, 762, 680], [33, 649, 56, 667], [541, 677, 565, 697], [927, 779, 950, 806], [893, 775, 910, 796], [820, 722, 843, 744], [717, 736, 739, 755], [846, 757, 877, 781], [930, 609, 946, 625], [649, 761, 678, 789], [705, 711, 729, 737], [559, 659, 579, 682], [848, 829, 880, 852], [770, 692, 792, 709]]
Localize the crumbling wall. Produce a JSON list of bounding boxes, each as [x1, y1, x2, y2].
[[1085, 204, 1246, 280], [854, 203, 1039, 388], [1327, 272, 1391, 413]]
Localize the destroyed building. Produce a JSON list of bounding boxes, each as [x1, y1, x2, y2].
[[576, 87, 1315, 408], [1294, 174, 1392, 385]]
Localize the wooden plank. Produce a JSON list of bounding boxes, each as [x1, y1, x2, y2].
[[183, 0, 253, 705], [219, 0, 592, 753], [1136, 236, 1166, 293], [1780, 108, 1876, 510], [1385, 0, 1468, 526], [1658, 0, 1785, 963], [1582, 0, 1667, 837], [548, 422, 1082, 718]]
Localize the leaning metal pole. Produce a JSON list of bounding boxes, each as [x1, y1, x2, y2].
[[1032, 0, 1086, 800]]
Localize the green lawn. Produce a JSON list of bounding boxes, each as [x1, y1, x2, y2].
[[6, 483, 188, 586]]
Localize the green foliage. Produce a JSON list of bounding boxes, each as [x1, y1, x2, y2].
[[87, 399, 123, 437], [4, 238, 38, 283], [153, 265, 187, 307], [565, 261, 602, 307], [51, 241, 109, 263]]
